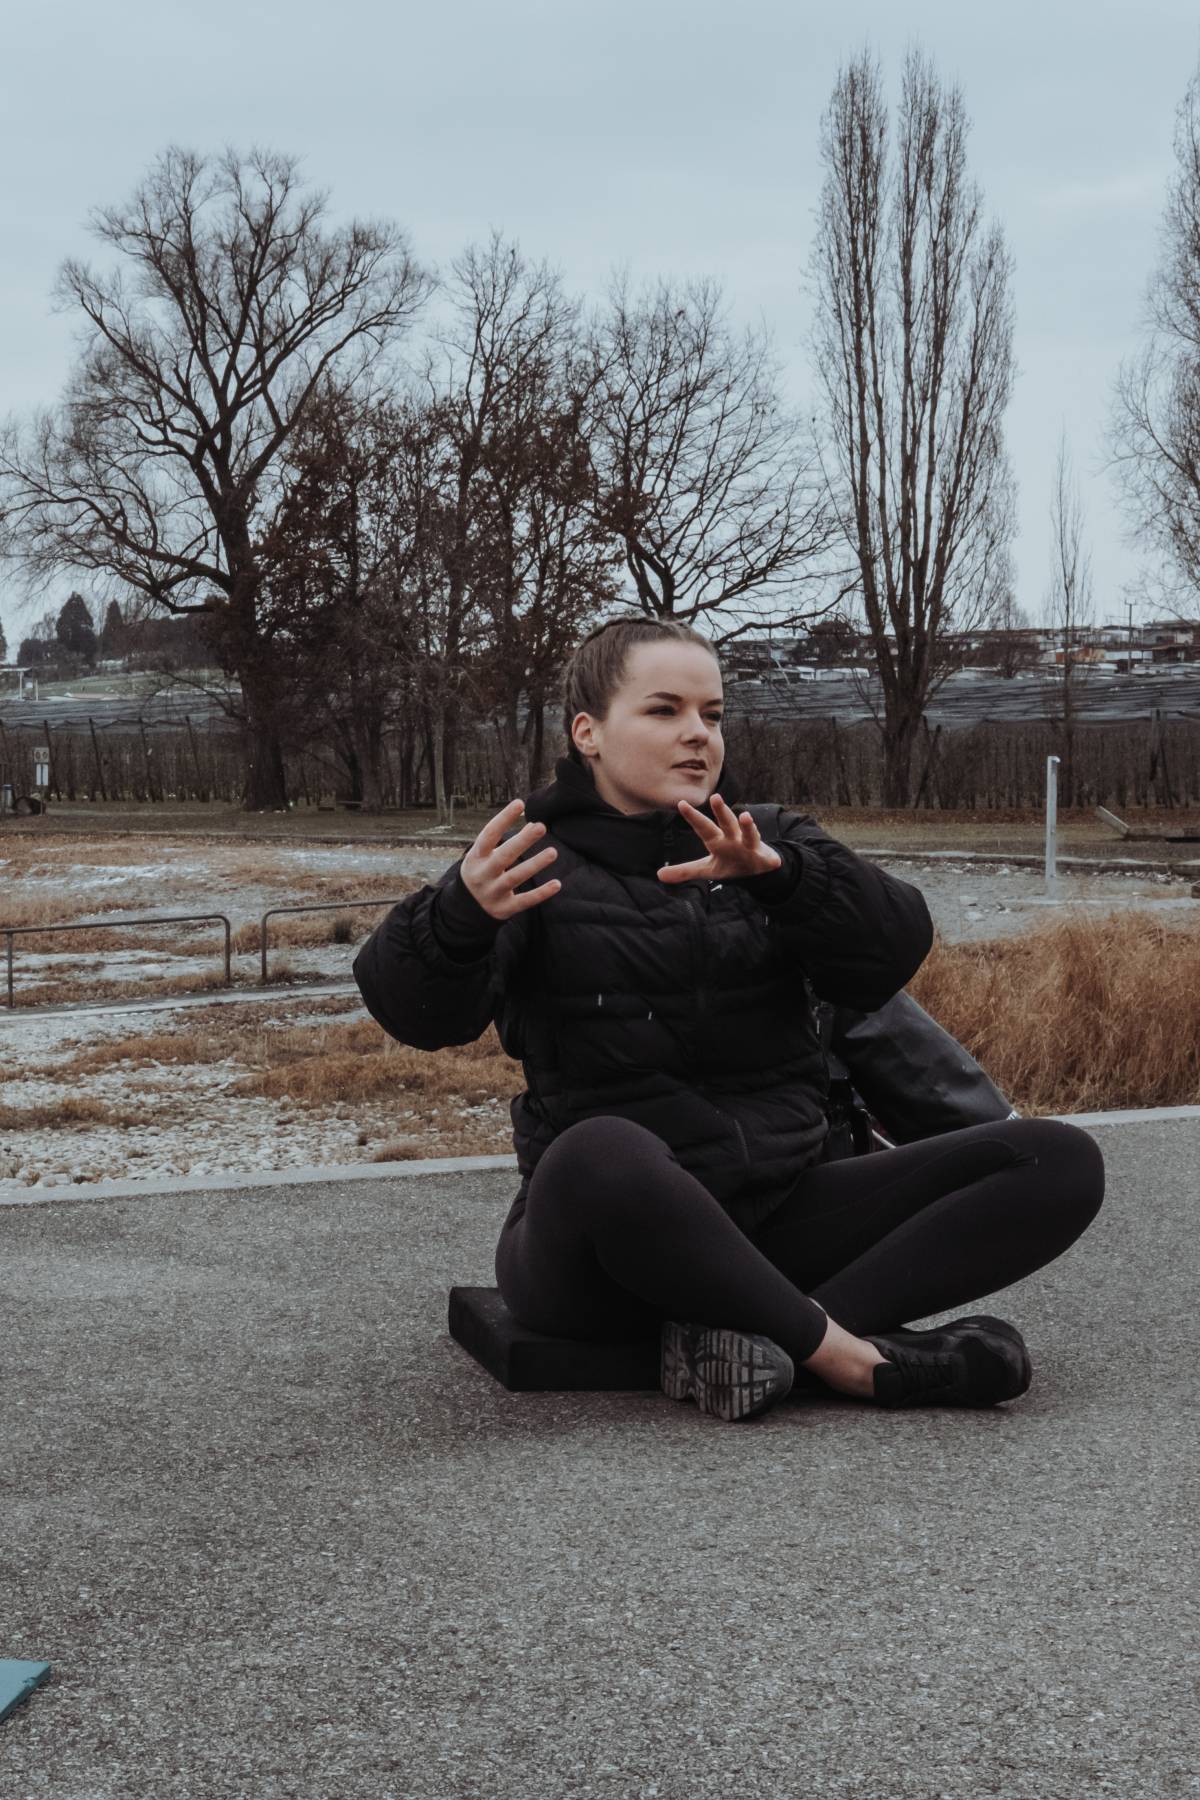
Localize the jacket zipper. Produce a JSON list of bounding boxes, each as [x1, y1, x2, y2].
[[666, 823, 709, 1024], [683, 883, 707, 1026], [668, 842, 750, 1176]]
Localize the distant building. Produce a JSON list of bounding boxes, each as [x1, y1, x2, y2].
[[717, 614, 1200, 685]]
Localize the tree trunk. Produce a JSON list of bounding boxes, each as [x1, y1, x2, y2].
[[429, 699, 450, 825], [441, 688, 461, 826], [1061, 670, 1076, 808], [399, 732, 415, 809], [345, 744, 364, 806], [528, 692, 547, 790], [494, 701, 531, 799], [239, 659, 289, 810], [351, 714, 386, 812], [880, 711, 922, 808]]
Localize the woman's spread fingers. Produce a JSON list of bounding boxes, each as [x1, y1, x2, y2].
[[679, 799, 718, 838], [482, 798, 526, 850], [714, 797, 751, 832], [497, 819, 545, 869], [520, 872, 561, 906], [506, 843, 555, 887]]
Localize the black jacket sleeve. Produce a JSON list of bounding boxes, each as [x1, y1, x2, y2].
[[740, 814, 933, 1012], [353, 855, 516, 1050]]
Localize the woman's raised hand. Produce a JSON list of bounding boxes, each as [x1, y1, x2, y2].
[[657, 795, 784, 884], [459, 799, 562, 921]]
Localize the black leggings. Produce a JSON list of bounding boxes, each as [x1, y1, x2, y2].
[[495, 1116, 1105, 1363]]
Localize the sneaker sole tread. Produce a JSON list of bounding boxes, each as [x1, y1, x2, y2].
[[660, 1322, 794, 1422]]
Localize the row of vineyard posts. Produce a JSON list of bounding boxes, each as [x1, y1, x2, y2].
[[0, 711, 1198, 811]]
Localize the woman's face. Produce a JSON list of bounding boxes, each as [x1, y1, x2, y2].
[[571, 642, 725, 816]]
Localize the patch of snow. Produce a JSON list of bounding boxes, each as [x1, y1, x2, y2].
[[13, 861, 202, 887]]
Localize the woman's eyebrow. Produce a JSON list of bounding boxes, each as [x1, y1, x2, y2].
[[645, 691, 724, 705]]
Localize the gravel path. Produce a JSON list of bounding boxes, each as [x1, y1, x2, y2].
[[870, 855, 1200, 943]]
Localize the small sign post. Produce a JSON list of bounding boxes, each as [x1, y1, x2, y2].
[[32, 747, 49, 791], [1045, 755, 1061, 891]]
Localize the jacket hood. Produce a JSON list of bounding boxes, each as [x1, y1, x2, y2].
[[523, 753, 743, 877]]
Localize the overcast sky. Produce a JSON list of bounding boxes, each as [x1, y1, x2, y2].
[[3, 0, 1198, 639]]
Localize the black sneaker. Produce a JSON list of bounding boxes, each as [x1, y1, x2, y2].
[[866, 1316, 1032, 1408], [660, 1320, 794, 1422]]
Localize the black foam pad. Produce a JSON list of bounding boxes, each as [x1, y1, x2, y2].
[[447, 1286, 660, 1392]]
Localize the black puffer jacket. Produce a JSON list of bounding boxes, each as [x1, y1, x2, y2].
[[354, 754, 933, 1231]]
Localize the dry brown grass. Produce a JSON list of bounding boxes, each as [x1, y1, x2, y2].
[[216, 852, 323, 889], [229, 1016, 519, 1106], [0, 894, 134, 931], [50, 998, 360, 1078], [18, 912, 1199, 1153], [14, 967, 232, 1009], [62, 1029, 241, 1074], [218, 863, 416, 899], [303, 872, 421, 900], [25, 1001, 513, 1155], [230, 905, 395, 954], [0, 1095, 144, 1131], [368, 1123, 512, 1162], [7, 923, 213, 957], [0, 839, 197, 871], [910, 913, 1200, 1113]]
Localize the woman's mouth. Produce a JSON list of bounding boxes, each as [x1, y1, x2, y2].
[[674, 764, 707, 775]]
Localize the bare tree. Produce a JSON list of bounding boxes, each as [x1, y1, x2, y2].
[[1043, 432, 1095, 803], [419, 236, 616, 812], [245, 384, 402, 810], [587, 274, 836, 640], [254, 384, 482, 819], [1112, 60, 1200, 615], [811, 48, 1016, 803], [467, 403, 624, 791], [0, 146, 431, 808]]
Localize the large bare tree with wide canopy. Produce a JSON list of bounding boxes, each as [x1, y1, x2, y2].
[[0, 146, 431, 808]]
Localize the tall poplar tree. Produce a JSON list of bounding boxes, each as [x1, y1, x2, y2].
[[811, 48, 1016, 803]]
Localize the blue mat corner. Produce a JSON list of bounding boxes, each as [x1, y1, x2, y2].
[[0, 1660, 51, 1723]]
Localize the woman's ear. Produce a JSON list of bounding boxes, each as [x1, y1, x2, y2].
[[571, 714, 597, 759]]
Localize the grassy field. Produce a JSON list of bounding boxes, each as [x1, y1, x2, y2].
[[0, 833, 417, 1008], [16, 913, 1198, 1159], [2, 809, 1196, 1187], [909, 913, 1200, 1113], [27, 999, 519, 1167]]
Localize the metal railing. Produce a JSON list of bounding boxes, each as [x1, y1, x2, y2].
[[3, 912, 232, 1007], [259, 899, 401, 983], [0, 896, 398, 1011]]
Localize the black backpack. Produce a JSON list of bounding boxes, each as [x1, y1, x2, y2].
[[809, 986, 1018, 1163]]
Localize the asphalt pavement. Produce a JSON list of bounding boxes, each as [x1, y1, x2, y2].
[[1, 1118, 1197, 1798]]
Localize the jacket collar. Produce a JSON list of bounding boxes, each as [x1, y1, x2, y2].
[[523, 754, 743, 876]]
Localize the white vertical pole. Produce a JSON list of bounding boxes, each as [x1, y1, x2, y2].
[[1045, 755, 1061, 890]]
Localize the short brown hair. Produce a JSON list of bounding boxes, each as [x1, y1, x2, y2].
[[559, 615, 722, 765]]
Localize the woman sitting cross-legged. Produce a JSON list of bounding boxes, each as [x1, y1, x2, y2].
[[354, 616, 1104, 1424]]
